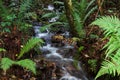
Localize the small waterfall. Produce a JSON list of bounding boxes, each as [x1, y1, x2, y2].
[[33, 24, 88, 80], [33, 5, 89, 80]]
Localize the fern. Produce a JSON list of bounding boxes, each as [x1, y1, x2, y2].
[[91, 16, 120, 79], [0, 0, 8, 17], [91, 16, 120, 57], [1, 58, 15, 72], [18, 38, 44, 59], [17, 0, 33, 23], [19, 0, 32, 14], [42, 12, 57, 18], [95, 54, 120, 79], [72, 0, 97, 37], [16, 59, 36, 74], [0, 58, 36, 74], [73, 0, 96, 22], [40, 22, 63, 32]]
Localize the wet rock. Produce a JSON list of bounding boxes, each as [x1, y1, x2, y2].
[[57, 48, 76, 58], [51, 43, 65, 47]]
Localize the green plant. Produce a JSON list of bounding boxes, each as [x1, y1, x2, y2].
[[0, 38, 43, 75], [72, 0, 97, 37], [1, 57, 36, 75], [40, 0, 68, 32], [0, 48, 6, 52], [0, 0, 33, 33], [40, 22, 63, 32], [91, 16, 120, 58], [91, 16, 120, 79], [88, 59, 97, 73], [18, 37, 44, 59]]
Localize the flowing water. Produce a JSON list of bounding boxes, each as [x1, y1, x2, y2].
[[33, 4, 89, 80], [33, 23, 88, 80]]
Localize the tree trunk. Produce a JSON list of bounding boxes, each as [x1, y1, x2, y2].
[[63, 0, 79, 37]]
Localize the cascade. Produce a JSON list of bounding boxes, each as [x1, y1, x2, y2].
[[33, 4, 89, 80]]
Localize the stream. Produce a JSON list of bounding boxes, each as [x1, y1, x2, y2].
[[33, 4, 89, 80]]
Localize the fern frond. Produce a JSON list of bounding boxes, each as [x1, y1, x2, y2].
[[83, 5, 97, 22], [91, 16, 120, 57], [18, 38, 44, 59], [72, 12, 85, 37], [40, 22, 63, 32], [91, 16, 120, 37], [16, 59, 36, 74], [0, 58, 36, 74], [42, 12, 57, 18], [79, 0, 87, 10], [19, 0, 32, 14], [18, 0, 32, 20], [1, 58, 15, 71], [0, 0, 8, 15], [91, 16, 120, 79], [86, 0, 96, 10], [95, 55, 120, 79]]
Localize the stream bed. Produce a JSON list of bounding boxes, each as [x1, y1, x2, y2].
[[33, 23, 89, 80], [32, 4, 89, 80]]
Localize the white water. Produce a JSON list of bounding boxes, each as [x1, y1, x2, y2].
[[33, 5, 88, 80], [33, 24, 88, 80]]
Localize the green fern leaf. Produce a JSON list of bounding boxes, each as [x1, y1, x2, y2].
[[91, 16, 120, 57], [83, 5, 97, 22], [91, 16, 120, 37], [91, 16, 120, 79], [1, 58, 15, 71], [18, 0, 32, 20], [95, 55, 120, 79], [19, 0, 32, 14], [40, 22, 63, 32], [106, 38, 120, 57], [16, 59, 36, 74], [86, 0, 96, 10], [42, 12, 56, 18], [0, 0, 8, 16], [18, 38, 44, 59]]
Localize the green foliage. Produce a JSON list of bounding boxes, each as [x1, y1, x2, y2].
[[88, 59, 97, 73], [78, 46, 84, 52], [16, 59, 36, 74], [18, 0, 33, 22], [19, 0, 32, 14], [40, 22, 63, 32], [0, 58, 36, 74], [1, 58, 15, 72], [0, 0, 12, 32], [95, 54, 120, 79], [0, 0, 33, 33], [0, 0, 8, 17], [0, 48, 6, 52], [91, 16, 120, 79], [18, 38, 44, 59], [91, 16, 120, 57], [42, 12, 56, 18], [72, 0, 97, 37], [40, 0, 67, 32]]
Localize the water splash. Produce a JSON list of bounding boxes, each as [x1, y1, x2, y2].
[[60, 73, 82, 80], [48, 4, 54, 11]]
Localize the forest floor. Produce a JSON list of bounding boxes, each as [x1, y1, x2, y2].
[[0, 1, 120, 80]]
